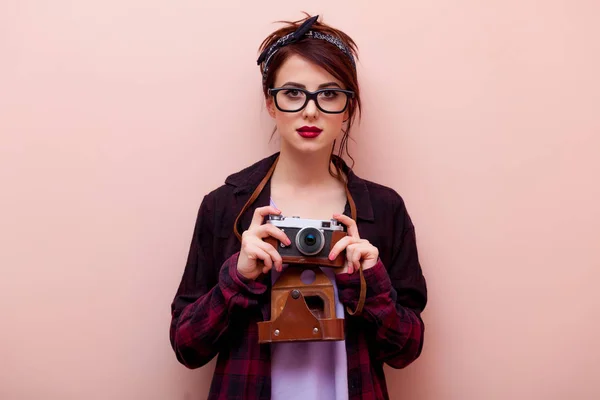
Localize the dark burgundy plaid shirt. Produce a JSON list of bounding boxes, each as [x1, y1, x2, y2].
[[169, 153, 428, 400]]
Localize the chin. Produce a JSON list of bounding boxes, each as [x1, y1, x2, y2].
[[284, 137, 333, 155]]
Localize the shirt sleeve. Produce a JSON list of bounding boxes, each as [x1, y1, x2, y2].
[[335, 194, 427, 369], [169, 194, 268, 369]]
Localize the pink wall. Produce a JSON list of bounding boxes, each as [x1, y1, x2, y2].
[[1, 1, 599, 399]]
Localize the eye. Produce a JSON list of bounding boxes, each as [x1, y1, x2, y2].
[[320, 90, 339, 99], [283, 89, 302, 98]]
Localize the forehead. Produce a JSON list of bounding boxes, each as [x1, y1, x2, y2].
[[273, 54, 343, 88]]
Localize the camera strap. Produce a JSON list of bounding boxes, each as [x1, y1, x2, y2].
[[233, 155, 365, 316]]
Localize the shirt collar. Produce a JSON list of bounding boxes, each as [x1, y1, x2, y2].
[[225, 152, 375, 222]]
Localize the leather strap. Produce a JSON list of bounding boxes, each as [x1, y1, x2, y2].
[[342, 176, 364, 315], [346, 264, 366, 315], [233, 156, 280, 242], [233, 155, 366, 315], [344, 180, 358, 224]]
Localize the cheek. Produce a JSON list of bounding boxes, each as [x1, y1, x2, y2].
[[274, 112, 298, 129], [325, 115, 345, 132]]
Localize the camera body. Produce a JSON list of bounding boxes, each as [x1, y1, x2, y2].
[[264, 215, 347, 268], [257, 214, 348, 343]]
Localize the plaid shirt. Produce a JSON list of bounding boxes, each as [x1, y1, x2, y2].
[[170, 153, 428, 399]]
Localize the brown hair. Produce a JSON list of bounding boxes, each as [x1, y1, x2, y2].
[[258, 13, 361, 180]]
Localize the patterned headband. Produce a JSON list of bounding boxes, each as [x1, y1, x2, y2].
[[256, 15, 357, 88]]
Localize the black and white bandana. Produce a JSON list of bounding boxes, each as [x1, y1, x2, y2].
[[256, 15, 356, 88]]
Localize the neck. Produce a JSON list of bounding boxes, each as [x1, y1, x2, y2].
[[272, 144, 338, 189]]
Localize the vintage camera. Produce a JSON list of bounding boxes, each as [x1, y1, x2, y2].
[[257, 215, 348, 344], [263, 215, 347, 268]]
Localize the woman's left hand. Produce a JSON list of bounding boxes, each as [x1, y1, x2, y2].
[[328, 213, 379, 274]]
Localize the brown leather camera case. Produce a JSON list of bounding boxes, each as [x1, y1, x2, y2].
[[257, 266, 344, 343]]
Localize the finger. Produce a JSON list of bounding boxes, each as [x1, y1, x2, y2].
[[346, 257, 354, 275], [255, 240, 283, 272], [255, 224, 291, 246], [328, 236, 357, 261], [351, 245, 362, 271], [332, 213, 360, 239], [345, 244, 356, 274], [247, 244, 273, 271], [346, 243, 360, 273], [250, 206, 281, 228]]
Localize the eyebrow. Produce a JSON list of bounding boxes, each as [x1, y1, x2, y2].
[[280, 81, 342, 89]]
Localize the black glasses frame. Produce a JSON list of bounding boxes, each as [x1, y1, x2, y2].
[[268, 87, 355, 114]]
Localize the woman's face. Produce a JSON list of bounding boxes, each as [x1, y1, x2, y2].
[[266, 54, 349, 156]]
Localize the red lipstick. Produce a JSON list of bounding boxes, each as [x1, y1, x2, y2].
[[297, 126, 323, 139]]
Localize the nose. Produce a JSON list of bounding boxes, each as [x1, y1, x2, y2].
[[302, 98, 319, 119]]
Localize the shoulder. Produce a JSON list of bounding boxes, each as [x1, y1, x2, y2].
[[350, 168, 408, 212], [203, 153, 277, 202], [364, 179, 406, 208], [355, 174, 415, 231], [202, 183, 234, 205], [196, 154, 276, 229]]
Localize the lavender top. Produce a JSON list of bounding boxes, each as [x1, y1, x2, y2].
[[269, 199, 348, 399]]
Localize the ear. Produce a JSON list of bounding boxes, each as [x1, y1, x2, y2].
[[266, 97, 277, 119]]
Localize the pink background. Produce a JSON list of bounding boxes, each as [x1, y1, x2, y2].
[[1, 1, 599, 399]]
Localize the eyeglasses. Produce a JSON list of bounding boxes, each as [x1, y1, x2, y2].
[[268, 87, 355, 114]]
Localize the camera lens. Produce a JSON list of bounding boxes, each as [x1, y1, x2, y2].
[[296, 227, 324, 256]]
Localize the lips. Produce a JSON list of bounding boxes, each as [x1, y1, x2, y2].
[[297, 126, 323, 139]]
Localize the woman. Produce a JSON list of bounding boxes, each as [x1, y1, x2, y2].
[[170, 14, 427, 400]]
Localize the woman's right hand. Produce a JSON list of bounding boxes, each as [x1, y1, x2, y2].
[[237, 206, 291, 281]]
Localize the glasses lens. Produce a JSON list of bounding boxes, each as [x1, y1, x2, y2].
[[317, 90, 349, 113], [275, 89, 307, 112]]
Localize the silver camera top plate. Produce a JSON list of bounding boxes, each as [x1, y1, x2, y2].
[[266, 215, 345, 231]]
